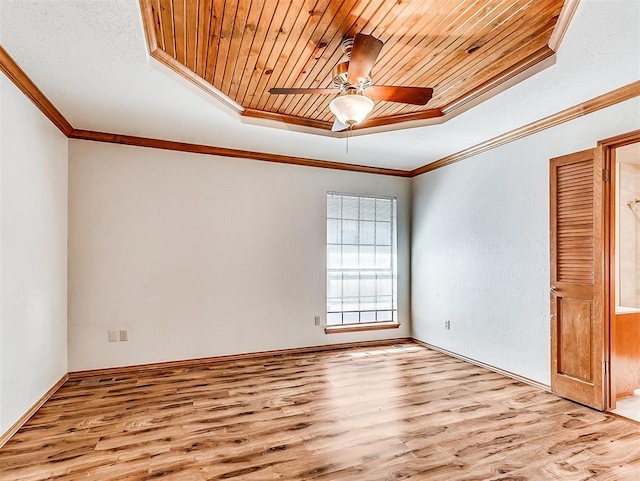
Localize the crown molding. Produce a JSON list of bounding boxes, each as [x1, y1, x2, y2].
[[0, 45, 73, 136], [2, 38, 638, 179], [142, 43, 558, 138], [68, 129, 412, 177], [138, 0, 570, 137], [598, 129, 640, 149], [411, 81, 640, 177], [242, 108, 333, 132], [0, 43, 410, 177], [548, 0, 581, 52], [440, 48, 555, 116]]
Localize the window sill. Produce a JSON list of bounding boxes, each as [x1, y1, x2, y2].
[[324, 321, 400, 334]]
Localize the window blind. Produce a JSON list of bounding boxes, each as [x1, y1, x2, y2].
[[326, 193, 397, 325]]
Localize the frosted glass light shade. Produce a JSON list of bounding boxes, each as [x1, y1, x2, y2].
[[329, 94, 374, 126]]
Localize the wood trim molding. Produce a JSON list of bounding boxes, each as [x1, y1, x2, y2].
[[150, 49, 244, 114], [136, 0, 568, 137], [138, 44, 558, 138], [598, 129, 640, 149], [138, 0, 158, 53], [0, 45, 73, 136], [68, 129, 411, 177], [411, 81, 640, 177], [356, 110, 444, 130], [0, 374, 68, 449], [68, 338, 412, 380], [548, 0, 581, 52], [0, 42, 409, 177], [2, 35, 638, 179], [245, 108, 444, 135], [412, 339, 551, 393], [239, 44, 552, 137], [441, 47, 555, 115], [324, 321, 400, 334], [242, 108, 333, 131], [138, 0, 243, 116], [238, 47, 553, 139]]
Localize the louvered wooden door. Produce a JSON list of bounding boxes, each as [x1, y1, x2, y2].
[[550, 148, 607, 410]]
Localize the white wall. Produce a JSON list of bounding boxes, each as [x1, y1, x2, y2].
[[0, 75, 68, 435], [411, 98, 640, 386], [68, 141, 411, 371]]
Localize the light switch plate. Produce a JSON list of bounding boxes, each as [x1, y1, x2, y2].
[[119, 329, 128, 341], [108, 330, 118, 342]]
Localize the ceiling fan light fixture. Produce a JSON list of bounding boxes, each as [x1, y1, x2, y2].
[[329, 92, 374, 127]]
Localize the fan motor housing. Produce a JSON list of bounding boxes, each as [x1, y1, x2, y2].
[[332, 60, 371, 92], [332, 61, 349, 90]]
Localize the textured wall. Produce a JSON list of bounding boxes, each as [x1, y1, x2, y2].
[[410, 0, 640, 386], [412, 98, 640, 386], [67, 141, 411, 371], [0, 76, 68, 436]]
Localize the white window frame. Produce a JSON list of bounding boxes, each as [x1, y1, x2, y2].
[[326, 192, 398, 327]]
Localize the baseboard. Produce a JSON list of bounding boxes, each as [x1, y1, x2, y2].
[[0, 373, 68, 449], [412, 339, 551, 392], [68, 337, 413, 380], [64, 338, 550, 392]]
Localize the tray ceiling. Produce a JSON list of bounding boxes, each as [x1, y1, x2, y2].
[[140, 0, 566, 133]]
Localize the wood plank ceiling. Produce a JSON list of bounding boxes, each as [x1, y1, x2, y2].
[[140, 0, 566, 132]]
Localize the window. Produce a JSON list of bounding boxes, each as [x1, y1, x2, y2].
[[326, 192, 397, 326]]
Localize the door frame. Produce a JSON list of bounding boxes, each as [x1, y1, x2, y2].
[[598, 129, 640, 410]]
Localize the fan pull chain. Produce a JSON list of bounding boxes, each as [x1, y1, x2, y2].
[[346, 128, 349, 154], [346, 124, 353, 154]]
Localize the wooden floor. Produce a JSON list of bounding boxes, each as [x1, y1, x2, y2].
[[1, 343, 640, 480]]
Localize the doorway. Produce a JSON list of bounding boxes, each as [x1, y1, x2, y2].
[[608, 138, 640, 422], [549, 129, 640, 416]]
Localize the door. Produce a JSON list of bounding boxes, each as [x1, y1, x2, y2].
[[550, 147, 608, 410]]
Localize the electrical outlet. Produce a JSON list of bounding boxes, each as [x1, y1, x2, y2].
[[108, 330, 118, 342], [445, 320, 451, 330], [314, 316, 321, 326], [119, 329, 128, 341]]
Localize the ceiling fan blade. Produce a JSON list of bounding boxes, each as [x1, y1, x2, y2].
[[268, 88, 335, 95], [347, 34, 383, 84], [331, 119, 349, 132], [366, 86, 433, 105]]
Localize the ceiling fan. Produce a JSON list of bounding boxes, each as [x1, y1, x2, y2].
[[268, 33, 434, 132]]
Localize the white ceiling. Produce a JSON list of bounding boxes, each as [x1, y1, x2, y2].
[[0, 0, 638, 171]]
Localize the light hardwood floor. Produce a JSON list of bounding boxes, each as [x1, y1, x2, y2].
[[1, 343, 639, 480]]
